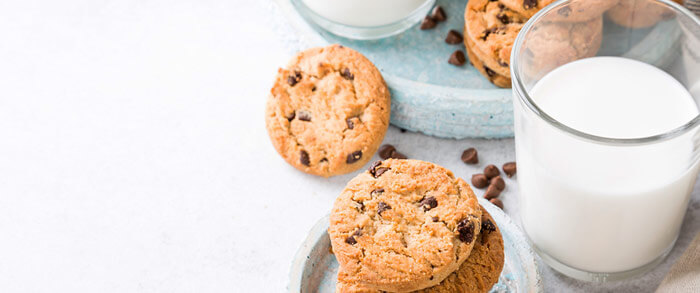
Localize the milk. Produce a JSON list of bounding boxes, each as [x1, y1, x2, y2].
[[515, 57, 699, 273], [302, 0, 430, 27]]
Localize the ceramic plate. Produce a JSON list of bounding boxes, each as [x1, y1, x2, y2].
[[288, 197, 543, 292]]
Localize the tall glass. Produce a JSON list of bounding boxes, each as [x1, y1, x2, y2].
[[511, 0, 700, 282]]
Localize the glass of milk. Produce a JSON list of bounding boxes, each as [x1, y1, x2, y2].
[[292, 0, 435, 40], [511, 0, 700, 282]]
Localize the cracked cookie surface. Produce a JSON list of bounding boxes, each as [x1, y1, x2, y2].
[[336, 206, 505, 293], [265, 45, 390, 177], [329, 159, 482, 292]]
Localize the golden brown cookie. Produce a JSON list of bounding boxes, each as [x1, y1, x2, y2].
[[265, 45, 391, 177], [329, 159, 482, 292], [499, 0, 618, 22], [464, 37, 511, 88], [606, 0, 681, 28], [336, 206, 505, 293]]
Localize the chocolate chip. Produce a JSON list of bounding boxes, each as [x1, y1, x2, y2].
[[377, 202, 391, 215], [286, 112, 295, 121], [287, 71, 302, 86], [300, 150, 310, 166], [457, 219, 475, 243], [461, 148, 478, 164], [368, 160, 382, 173], [497, 13, 510, 24], [480, 27, 499, 40], [346, 118, 354, 129], [420, 196, 438, 211], [374, 167, 389, 178], [297, 110, 312, 121], [369, 161, 390, 178], [498, 60, 509, 67], [432, 216, 439, 222], [503, 162, 517, 177], [448, 50, 466, 66], [431, 6, 446, 22], [378, 144, 396, 160], [420, 16, 436, 30], [484, 66, 496, 77], [311, 86, 316, 92], [557, 6, 571, 17], [320, 158, 328, 163], [445, 30, 463, 44], [523, 0, 537, 10], [490, 176, 505, 191], [390, 151, 408, 160], [484, 164, 500, 179], [371, 188, 384, 195], [345, 235, 357, 245], [341, 68, 354, 80], [490, 198, 504, 209], [353, 228, 362, 237], [471, 174, 489, 189], [346, 150, 362, 164], [354, 200, 364, 211], [484, 184, 501, 200], [482, 219, 496, 233]]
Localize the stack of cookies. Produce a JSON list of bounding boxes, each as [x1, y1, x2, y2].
[[329, 159, 505, 293], [463, 0, 613, 87]]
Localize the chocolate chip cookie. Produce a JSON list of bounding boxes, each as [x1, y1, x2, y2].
[[265, 45, 391, 177], [606, 0, 681, 28], [329, 159, 482, 292], [336, 206, 505, 293], [465, 36, 512, 88], [499, 0, 617, 22]]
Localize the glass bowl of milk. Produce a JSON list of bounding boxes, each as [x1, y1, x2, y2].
[[291, 0, 435, 40], [511, 0, 700, 282]]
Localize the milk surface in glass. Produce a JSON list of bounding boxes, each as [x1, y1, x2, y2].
[[302, 0, 430, 27], [516, 57, 699, 272]]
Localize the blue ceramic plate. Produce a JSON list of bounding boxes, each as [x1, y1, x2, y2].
[[288, 197, 543, 292]]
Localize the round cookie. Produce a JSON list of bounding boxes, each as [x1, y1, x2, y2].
[[465, 37, 511, 88], [336, 206, 505, 293], [464, 0, 529, 78], [329, 159, 482, 292], [265, 45, 391, 177], [499, 0, 618, 22], [606, 0, 681, 28]]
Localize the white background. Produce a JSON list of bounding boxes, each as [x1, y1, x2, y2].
[[0, 1, 697, 292]]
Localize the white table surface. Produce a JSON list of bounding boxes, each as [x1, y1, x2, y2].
[[0, 0, 698, 292]]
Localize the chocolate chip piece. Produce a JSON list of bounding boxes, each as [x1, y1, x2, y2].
[[448, 50, 466, 66], [297, 110, 312, 121], [345, 235, 357, 245], [390, 151, 408, 160], [457, 219, 475, 243], [482, 219, 496, 233], [490, 198, 504, 209], [420, 16, 436, 30], [353, 200, 365, 211], [377, 202, 392, 215], [557, 6, 571, 17], [431, 6, 446, 22], [378, 144, 396, 160], [371, 188, 384, 196], [497, 13, 510, 24], [461, 148, 478, 164], [320, 158, 328, 163], [523, 0, 537, 10], [484, 184, 501, 200], [300, 150, 310, 166], [311, 86, 316, 92], [484, 66, 496, 77], [353, 228, 362, 237], [490, 176, 505, 191], [484, 164, 500, 179], [368, 160, 382, 173], [480, 27, 500, 40], [346, 150, 362, 164], [341, 68, 354, 80], [374, 167, 389, 178], [445, 30, 463, 44], [286, 112, 295, 121], [287, 71, 302, 86], [368, 161, 390, 178], [503, 162, 517, 177], [498, 60, 509, 67], [420, 196, 438, 211], [471, 174, 489, 189], [346, 118, 354, 129], [432, 216, 439, 222]]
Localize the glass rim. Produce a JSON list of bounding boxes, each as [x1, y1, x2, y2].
[[291, 0, 435, 30], [511, 0, 700, 146]]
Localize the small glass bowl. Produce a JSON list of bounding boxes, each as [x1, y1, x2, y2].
[[290, 0, 436, 40]]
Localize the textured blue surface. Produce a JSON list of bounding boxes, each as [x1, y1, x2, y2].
[[287, 0, 514, 138]]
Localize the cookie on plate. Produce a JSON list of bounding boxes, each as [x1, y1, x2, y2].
[[329, 159, 482, 292], [265, 45, 391, 177], [606, 0, 681, 28], [464, 37, 512, 88], [336, 206, 505, 293]]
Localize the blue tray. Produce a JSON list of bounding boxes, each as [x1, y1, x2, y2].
[[275, 0, 513, 139]]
